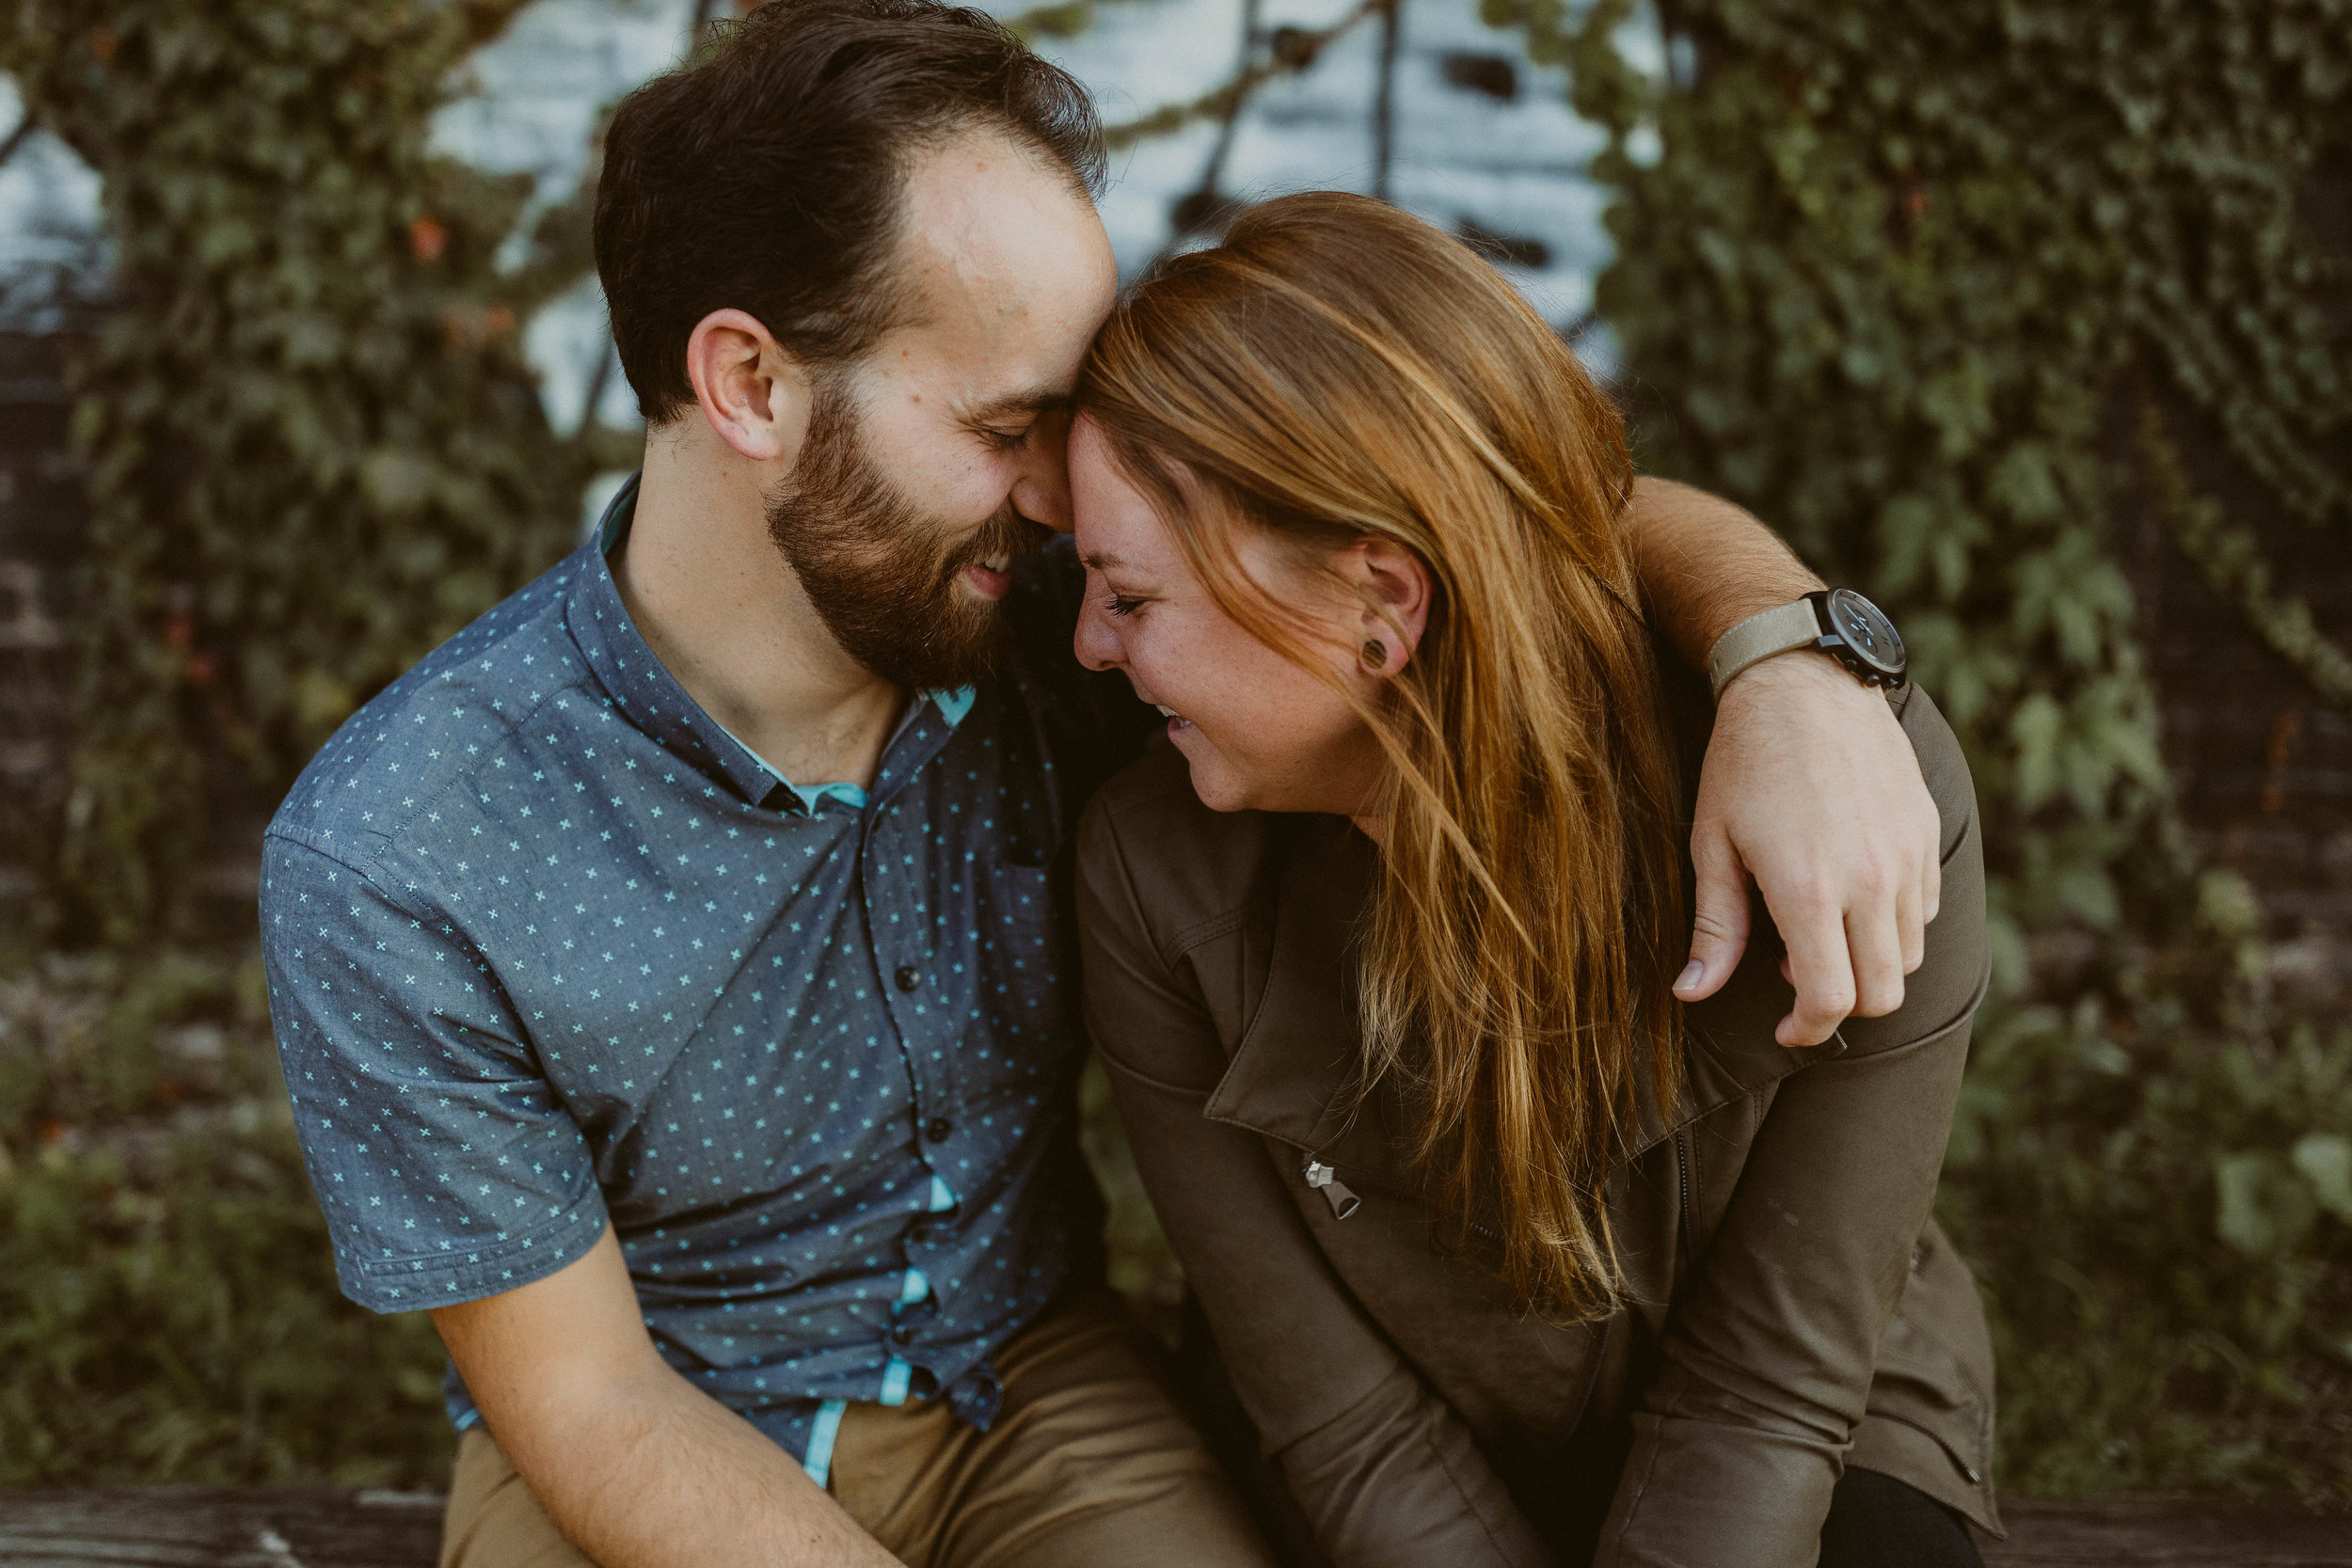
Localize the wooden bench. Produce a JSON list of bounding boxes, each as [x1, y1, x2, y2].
[[0, 1489, 442, 1568], [0, 1487, 2344, 1566], [1986, 1496, 2352, 1567]]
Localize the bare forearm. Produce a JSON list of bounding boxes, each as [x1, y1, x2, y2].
[[436, 1227, 896, 1568], [1622, 476, 1820, 669], [496, 1366, 897, 1568]]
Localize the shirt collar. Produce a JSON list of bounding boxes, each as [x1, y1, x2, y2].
[[566, 471, 976, 813]]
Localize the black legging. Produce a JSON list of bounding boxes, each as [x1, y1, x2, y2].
[[1818, 1465, 1985, 1568]]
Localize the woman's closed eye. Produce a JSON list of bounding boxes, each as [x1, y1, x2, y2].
[[1104, 592, 1148, 618]]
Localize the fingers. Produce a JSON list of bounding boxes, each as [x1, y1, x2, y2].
[[1904, 784, 1939, 973], [1775, 885, 1856, 1047], [1777, 862, 1914, 1042], [1921, 825, 1943, 927], [1689, 652, 1948, 1041], [1846, 901, 1909, 1018], [1896, 869, 1927, 977], [1676, 824, 1752, 1004], [1705, 839, 1919, 1037], [1772, 868, 1922, 1042]]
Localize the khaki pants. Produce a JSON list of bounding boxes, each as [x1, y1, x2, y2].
[[438, 1290, 1278, 1568]]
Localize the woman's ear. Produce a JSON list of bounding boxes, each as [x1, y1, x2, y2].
[[1350, 536, 1433, 673], [684, 308, 814, 467]]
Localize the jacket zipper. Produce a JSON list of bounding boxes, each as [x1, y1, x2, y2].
[[1301, 1157, 1360, 1219], [1304, 1135, 1686, 1239], [1674, 1128, 1692, 1264]]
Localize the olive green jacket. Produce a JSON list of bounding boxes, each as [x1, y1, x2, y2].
[[1076, 682, 2000, 1568]]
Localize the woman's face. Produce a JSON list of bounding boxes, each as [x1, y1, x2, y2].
[[1068, 417, 1402, 816]]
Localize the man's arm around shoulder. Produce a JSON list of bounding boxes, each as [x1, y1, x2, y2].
[[1620, 478, 1945, 1047], [433, 1226, 898, 1568]]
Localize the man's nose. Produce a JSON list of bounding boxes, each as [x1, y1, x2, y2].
[[1073, 592, 1120, 673], [1012, 416, 1076, 533]]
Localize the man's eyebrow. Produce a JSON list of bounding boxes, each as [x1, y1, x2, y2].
[[961, 387, 1074, 423]]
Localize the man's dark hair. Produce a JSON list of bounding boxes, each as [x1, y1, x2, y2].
[[595, 0, 1105, 423]]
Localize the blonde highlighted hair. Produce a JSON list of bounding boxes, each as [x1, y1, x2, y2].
[[1077, 192, 1685, 1320]]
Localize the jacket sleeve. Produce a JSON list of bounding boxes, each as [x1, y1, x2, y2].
[[1078, 797, 1550, 1568], [1594, 692, 1990, 1568]]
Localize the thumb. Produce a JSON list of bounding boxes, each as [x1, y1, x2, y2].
[[1677, 825, 1752, 1003]]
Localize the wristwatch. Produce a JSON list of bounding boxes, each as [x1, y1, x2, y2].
[[1706, 588, 1908, 701]]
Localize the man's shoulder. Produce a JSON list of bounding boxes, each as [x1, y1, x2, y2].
[[266, 548, 599, 870]]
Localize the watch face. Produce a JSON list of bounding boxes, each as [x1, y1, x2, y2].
[[1824, 589, 1906, 677]]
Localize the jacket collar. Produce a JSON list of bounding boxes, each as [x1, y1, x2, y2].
[[1202, 816, 1373, 1149]]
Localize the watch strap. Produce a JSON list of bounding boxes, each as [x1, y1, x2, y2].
[[1705, 597, 1823, 700]]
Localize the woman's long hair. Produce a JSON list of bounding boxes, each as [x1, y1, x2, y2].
[[1078, 192, 1686, 1321]]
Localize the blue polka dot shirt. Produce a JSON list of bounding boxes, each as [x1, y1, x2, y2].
[[261, 477, 1152, 1466]]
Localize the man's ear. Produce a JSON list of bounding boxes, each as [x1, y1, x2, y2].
[[683, 309, 814, 466], [1352, 536, 1434, 671]]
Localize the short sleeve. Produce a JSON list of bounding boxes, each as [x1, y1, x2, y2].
[[261, 832, 608, 1312]]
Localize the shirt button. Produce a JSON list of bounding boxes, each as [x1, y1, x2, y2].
[[890, 1324, 914, 1346], [895, 966, 921, 992], [925, 1117, 953, 1143]]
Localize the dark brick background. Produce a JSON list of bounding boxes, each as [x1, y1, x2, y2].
[[2122, 388, 2352, 1009]]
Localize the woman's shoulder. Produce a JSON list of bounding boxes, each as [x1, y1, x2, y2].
[[1846, 681, 1988, 1053], [1886, 682, 1978, 863], [1077, 742, 1278, 954]]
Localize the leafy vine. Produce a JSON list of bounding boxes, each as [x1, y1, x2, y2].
[[2, 0, 630, 938], [1492, 0, 2352, 1494], [1095, 0, 1388, 150], [2139, 400, 2352, 711]]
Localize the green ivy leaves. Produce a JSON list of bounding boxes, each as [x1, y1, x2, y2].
[[1510, 0, 2352, 1497], [2218, 1136, 2352, 1259], [5, 0, 614, 939]]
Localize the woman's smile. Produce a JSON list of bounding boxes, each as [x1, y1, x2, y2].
[[1066, 417, 1392, 817]]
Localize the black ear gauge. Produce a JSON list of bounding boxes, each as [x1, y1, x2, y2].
[[1361, 639, 1388, 669]]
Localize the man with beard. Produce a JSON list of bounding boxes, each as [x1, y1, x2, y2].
[[260, 3, 1953, 1564]]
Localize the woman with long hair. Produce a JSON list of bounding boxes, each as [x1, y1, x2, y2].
[[1070, 192, 1997, 1567]]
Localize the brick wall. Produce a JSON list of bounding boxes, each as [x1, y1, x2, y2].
[[2121, 396, 2352, 1007]]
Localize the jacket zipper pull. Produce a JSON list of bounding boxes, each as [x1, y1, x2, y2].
[[1303, 1160, 1360, 1220]]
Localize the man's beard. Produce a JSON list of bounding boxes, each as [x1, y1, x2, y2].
[[765, 378, 1050, 691]]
